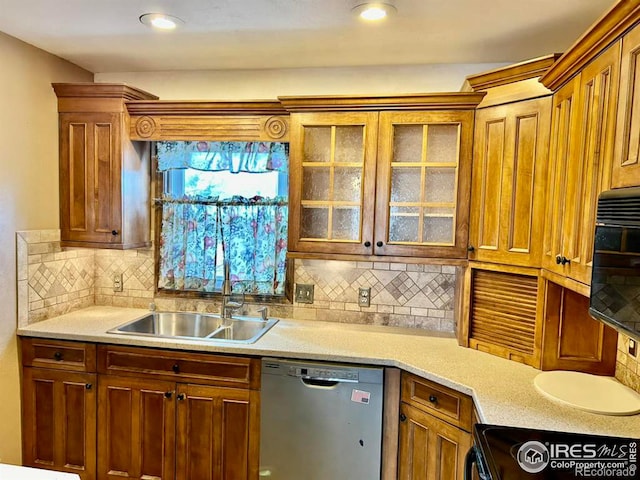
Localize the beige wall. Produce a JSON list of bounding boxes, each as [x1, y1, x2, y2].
[[95, 63, 505, 100], [0, 31, 92, 464]]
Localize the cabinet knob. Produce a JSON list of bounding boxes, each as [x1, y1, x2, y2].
[[164, 391, 173, 399], [85, 383, 92, 390], [561, 256, 571, 265], [467, 245, 475, 253], [177, 393, 186, 401], [555, 255, 562, 265], [376, 241, 383, 247], [399, 413, 407, 422], [429, 395, 438, 404], [364, 241, 371, 247], [53, 351, 63, 361], [172, 363, 180, 373], [556, 255, 571, 265], [111, 230, 119, 236]]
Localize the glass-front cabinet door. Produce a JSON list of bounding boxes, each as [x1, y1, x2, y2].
[[288, 112, 379, 255], [374, 111, 474, 258]]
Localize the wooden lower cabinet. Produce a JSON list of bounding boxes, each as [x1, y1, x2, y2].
[[398, 403, 471, 480], [97, 379, 260, 480], [22, 367, 97, 480], [176, 384, 259, 480], [22, 340, 260, 480], [97, 376, 176, 480], [398, 373, 472, 480]]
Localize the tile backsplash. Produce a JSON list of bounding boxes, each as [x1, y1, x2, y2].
[[17, 230, 94, 326], [17, 230, 458, 333], [17, 229, 640, 394], [616, 333, 640, 394]]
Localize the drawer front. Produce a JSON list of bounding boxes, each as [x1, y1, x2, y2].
[[97, 345, 260, 389], [401, 372, 472, 431], [21, 337, 97, 372]]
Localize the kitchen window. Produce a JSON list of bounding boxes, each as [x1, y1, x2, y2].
[[155, 140, 289, 298]]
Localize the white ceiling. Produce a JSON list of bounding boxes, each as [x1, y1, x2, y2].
[[0, 0, 616, 73]]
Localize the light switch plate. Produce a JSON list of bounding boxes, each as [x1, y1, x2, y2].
[[358, 287, 371, 307], [295, 284, 314, 304]]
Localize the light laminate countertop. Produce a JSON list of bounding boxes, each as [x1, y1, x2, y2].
[[17, 306, 640, 439]]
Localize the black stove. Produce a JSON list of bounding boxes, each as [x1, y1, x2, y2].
[[465, 424, 639, 479]]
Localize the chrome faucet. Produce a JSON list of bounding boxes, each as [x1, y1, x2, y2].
[[221, 260, 243, 320]]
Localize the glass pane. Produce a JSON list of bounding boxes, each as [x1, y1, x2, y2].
[[393, 125, 423, 163], [301, 207, 329, 239], [390, 167, 421, 203], [332, 208, 361, 241], [302, 167, 330, 201], [424, 167, 456, 203], [423, 216, 454, 244], [304, 127, 331, 163], [335, 126, 364, 164], [426, 124, 459, 164], [334, 167, 362, 202], [389, 206, 419, 243]]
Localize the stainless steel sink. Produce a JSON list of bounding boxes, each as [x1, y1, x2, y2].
[[108, 312, 278, 344]]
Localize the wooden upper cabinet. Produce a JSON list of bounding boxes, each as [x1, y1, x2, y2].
[[53, 83, 158, 249], [542, 41, 621, 286], [284, 94, 483, 259], [469, 97, 551, 267], [288, 111, 379, 255], [612, 23, 640, 188], [375, 111, 474, 258]]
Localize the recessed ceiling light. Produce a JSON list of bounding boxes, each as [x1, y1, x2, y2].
[[352, 2, 397, 21], [139, 13, 184, 30]]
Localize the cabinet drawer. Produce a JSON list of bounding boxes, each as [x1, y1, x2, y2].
[[401, 372, 472, 431], [21, 337, 96, 372], [97, 345, 260, 389]]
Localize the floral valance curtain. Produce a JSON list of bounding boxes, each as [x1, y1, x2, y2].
[[157, 141, 289, 296], [156, 141, 288, 173]]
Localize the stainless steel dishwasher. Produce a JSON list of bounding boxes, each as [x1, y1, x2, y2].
[[259, 358, 384, 479]]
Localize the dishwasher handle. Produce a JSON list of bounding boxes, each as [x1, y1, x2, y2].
[[301, 377, 341, 389]]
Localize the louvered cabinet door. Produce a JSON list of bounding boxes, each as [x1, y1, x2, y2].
[[467, 266, 544, 367]]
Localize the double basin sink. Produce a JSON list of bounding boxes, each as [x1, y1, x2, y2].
[[108, 311, 278, 344]]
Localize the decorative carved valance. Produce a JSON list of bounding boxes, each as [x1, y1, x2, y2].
[[126, 101, 290, 142]]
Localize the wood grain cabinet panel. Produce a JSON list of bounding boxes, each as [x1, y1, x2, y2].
[[612, 23, 640, 188], [54, 83, 156, 249], [22, 368, 96, 480], [543, 41, 621, 286], [286, 96, 482, 260], [469, 97, 551, 267], [175, 384, 259, 480], [398, 403, 471, 480], [97, 375, 176, 480]]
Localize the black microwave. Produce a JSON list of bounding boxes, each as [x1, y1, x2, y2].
[[589, 187, 640, 342]]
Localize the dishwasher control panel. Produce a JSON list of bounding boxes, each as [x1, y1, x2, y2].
[[288, 366, 359, 382]]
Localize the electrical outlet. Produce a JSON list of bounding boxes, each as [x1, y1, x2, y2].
[[358, 287, 371, 307], [295, 284, 314, 304], [113, 273, 123, 293]]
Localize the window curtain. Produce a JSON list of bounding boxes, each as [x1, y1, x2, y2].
[[220, 200, 288, 295], [157, 141, 288, 296], [156, 141, 288, 173]]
